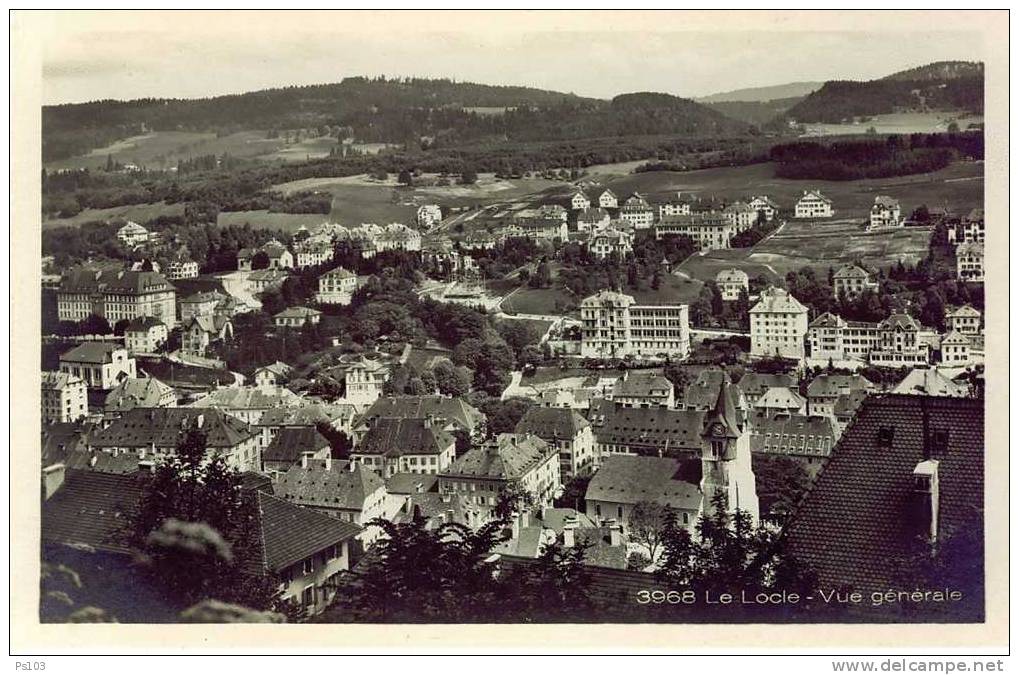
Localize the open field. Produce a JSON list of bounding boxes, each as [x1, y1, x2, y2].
[[677, 219, 932, 283], [500, 286, 578, 316], [42, 201, 186, 229], [43, 130, 290, 172], [803, 112, 984, 137], [596, 160, 983, 220], [216, 209, 333, 233], [629, 273, 705, 305]]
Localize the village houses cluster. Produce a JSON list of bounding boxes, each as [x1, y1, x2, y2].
[[41, 179, 985, 619]]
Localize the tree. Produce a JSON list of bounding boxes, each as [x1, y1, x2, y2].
[[433, 359, 471, 397], [460, 167, 478, 185], [752, 454, 812, 523], [79, 314, 112, 336], [627, 501, 673, 562], [251, 251, 270, 270], [397, 169, 413, 185], [113, 318, 130, 336], [130, 429, 283, 612], [651, 270, 662, 290]]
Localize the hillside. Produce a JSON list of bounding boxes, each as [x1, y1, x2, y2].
[[702, 96, 805, 126], [696, 81, 823, 103], [782, 62, 984, 125], [43, 77, 752, 163], [882, 60, 984, 82]]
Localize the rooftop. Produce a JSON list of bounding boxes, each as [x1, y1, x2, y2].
[[442, 433, 552, 481], [585, 455, 701, 511]]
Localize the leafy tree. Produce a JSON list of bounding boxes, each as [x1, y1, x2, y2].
[[113, 319, 130, 336], [460, 168, 478, 185], [554, 474, 591, 511], [433, 359, 471, 397], [397, 169, 413, 185], [752, 454, 812, 523], [79, 314, 112, 336], [251, 251, 270, 270], [627, 501, 674, 562]]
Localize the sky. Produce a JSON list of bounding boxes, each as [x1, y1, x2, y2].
[[36, 13, 986, 105]]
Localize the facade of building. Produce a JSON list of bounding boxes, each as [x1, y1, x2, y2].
[[947, 208, 985, 244], [343, 357, 389, 406], [181, 315, 233, 357], [657, 194, 693, 220], [833, 264, 878, 299], [570, 191, 591, 211], [655, 213, 736, 251], [619, 204, 655, 230], [956, 242, 984, 282], [576, 208, 611, 232], [805, 374, 875, 418], [723, 201, 756, 230], [166, 259, 199, 280], [715, 268, 749, 301], [514, 407, 596, 479], [748, 196, 779, 222], [588, 226, 633, 259], [504, 217, 568, 244], [293, 241, 334, 269], [262, 427, 332, 473], [351, 417, 457, 478], [103, 376, 177, 415], [608, 370, 675, 408], [585, 455, 701, 532], [749, 287, 809, 359], [356, 395, 487, 444], [41, 371, 88, 424], [180, 291, 226, 322], [274, 306, 322, 328], [254, 361, 293, 389], [748, 410, 838, 477], [59, 343, 136, 390], [316, 267, 358, 305], [808, 312, 930, 366], [579, 290, 691, 360], [56, 268, 177, 325], [595, 189, 618, 210], [116, 221, 150, 248], [868, 195, 902, 230], [946, 305, 982, 335], [794, 190, 833, 219], [187, 385, 305, 427], [940, 331, 972, 366], [275, 457, 389, 527], [439, 433, 561, 518], [416, 204, 443, 228], [123, 316, 168, 354]]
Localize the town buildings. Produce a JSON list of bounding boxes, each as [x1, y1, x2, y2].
[[180, 291, 226, 322], [576, 208, 611, 232], [570, 190, 591, 211], [275, 457, 388, 527], [579, 290, 691, 360], [188, 385, 304, 427], [104, 376, 177, 415], [656, 193, 694, 219], [316, 267, 358, 305], [416, 204, 443, 228], [41, 371, 88, 424], [655, 213, 736, 251], [947, 208, 985, 244], [946, 305, 982, 335], [748, 410, 838, 477], [274, 306, 322, 328], [351, 417, 457, 477], [607, 370, 675, 408], [116, 221, 150, 248], [585, 455, 701, 532], [618, 199, 655, 230], [832, 264, 878, 299], [940, 331, 973, 366], [341, 356, 389, 406], [254, 361, 293, 389], [293, 240, 334, 269], [438, 433, 561, 519], [504, 216, 568, 244], [587, 226, 633, 259], [56, 268, 177, 325], [166, 258, 199, 280], [808, 311, 932, 366], [262, 427, 332, 473], [181, 314, 233, 357], [794, 190, 833, 219], [749, 287, 809, 360], [748, 195, 779, 222], [715, 268, 749, 301], [723, 201, 756, 230], [593, 189, 618, 210], [59, 343, 137, 390], [356, 395, 486, 444], [956, 241, 984, 282], [514, 406, 596, 479], [123, 316, 167, 354], [869, 195, 902, 230]]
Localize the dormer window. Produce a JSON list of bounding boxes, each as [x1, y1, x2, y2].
[[877, 427, 895, 447]]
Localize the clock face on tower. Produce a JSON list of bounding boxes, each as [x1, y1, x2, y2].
[[711, 423, 727, 437]]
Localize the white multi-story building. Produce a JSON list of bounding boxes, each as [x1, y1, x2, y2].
[[947, 208, 985, 244], [58, 343, 137, 390], [576, 208, 611, 232], [116, 221, 150, 248], [166, 259, 199, 280], [56, 268, 177, 325], [832, 264, 878, 299], [750, 287, 809, 359], [416, 204, 443, 228], [655, 213, 736, 251], [715, 268, 749, 301], [868, 195, 902, 230], [316, 267, 358, 305], [808, 311, 932, 367], [588, 226, 633, 260], [595, 189, 618, 210], [124, 316, 168, 354], [579, 290, 690, 360], [794, 190, 833, 219], [343, 357, 389, 406], [723, 201, 756, 231], [657, 193, 694, 220], [570, 190, 591, 211], [940, 331, 972, 366], [41, 371, 88, 424], [956, 242, 984, 282], [619, 194, 655, 229], [946, 305, 982, 335], [749, 196, 779, 222], [294, 240, 334, 269]]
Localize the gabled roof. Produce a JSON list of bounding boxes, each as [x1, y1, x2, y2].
[[785, 395, 983, 597], [59, 342, 124, 365], [59, 268, 173, 295], [833, 264, 871, 280], [806, 374, 874, 399], [756, 386, 806, 411], [872, 195, 900, 209], [41, 469, 145, 554], [585, 455, 701, 511], [514, 406, 590, 441], [588, 399, 705, 453], [263, 427, 331, 466], [185, 314, 231, 334], [736, 372, 797, 399], [41, 371, 83, 390], [257, 402, 357, 428], [189, 386, 304, 411], [104, 377, 175, 412], [611, 371, 673, 399], [385, 472, 438, 495], [125, 316, 166, 332], [320, 267, 354, 280], [946, 304, 981, 319], [891, 369, 969, 397], [809, 311, 847, 330], [749, 411, 837, 457], [750, 287, 807, 314], [358, 395, 485, 434], [879, 313, 920, 331], [274, 306, 322, 320], [798, 190, 831, 204], [275, 460, 385, 512], [940, 330, 971, 346], [355, 417, 455, 457], [248, 490, 362, 575], [256, 361, 293, 378], [42, 421, 99, 466], [90, 408, 257, 449], [182, 290, 226, 305], [442, 433, 551, 481], [715, 268, 749, 284]]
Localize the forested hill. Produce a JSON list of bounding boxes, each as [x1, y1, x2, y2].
[[781, 63, 984, 125], [881, 60, 984, 82], [43, 77, 753, 162]]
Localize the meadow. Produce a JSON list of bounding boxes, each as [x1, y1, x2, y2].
[[803, 112, 984, 137], [42, 201, 186, 229]]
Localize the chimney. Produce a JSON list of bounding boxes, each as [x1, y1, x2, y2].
[[42, 463, 66, 500], [301, 453, 310, 469], [324, 456, 332, 471], [607, 518, 623, 547], [912, 460, 940, 543], [563, 514, 578, 548]]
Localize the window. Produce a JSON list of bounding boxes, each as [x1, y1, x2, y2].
[[302, 558, 314, 575], [302, 585, 315, 608]]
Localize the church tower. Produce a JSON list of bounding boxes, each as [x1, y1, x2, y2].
[[698, 375, 759, 525]]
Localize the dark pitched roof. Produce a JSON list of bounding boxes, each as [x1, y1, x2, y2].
[[585, 455, 701, 511], [355, 417, 454, 457], [60, 342, 123, 365], [249, 491, 361, 574], [90, 408, 257, 449], [59, 268, 173, 295], [359, 395, 485, 434], [588, 399, 704, 453], [785, 395, 984, 596], [104, 377, 174, 412], [385, 472, 438, 495], [611, 370, 673, 399], [514, 407, 590, 441], [442, 434, 552, 481], [749, 411, 838, 457], [737, 372, 796, 399], [125, 316, 165, 331], [41, 469, 145, 554], [263, 427, 331, 466], [275, 460, 385, 511], [42, 422, 99, 466], [806, 374, 874, 399]]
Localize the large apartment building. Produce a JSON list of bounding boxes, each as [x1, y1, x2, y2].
[[655, 213, 736, 251], [749, 287, 809, 359], [807, 311, 932, 366], [41, 371, 88, 424], [794, 190, 833, 219], [579, 290, 690, 360], [56, 268, 177, 325]]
